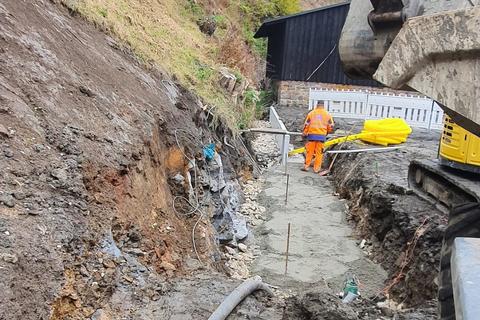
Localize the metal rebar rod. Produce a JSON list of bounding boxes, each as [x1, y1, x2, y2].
[[285, 223, 291, 275], [241, 128, 303, 136], [326, 146, 404, 154], [285, 174, 290, 205]]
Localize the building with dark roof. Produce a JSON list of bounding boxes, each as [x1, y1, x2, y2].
[[254, 2, 379, 106]]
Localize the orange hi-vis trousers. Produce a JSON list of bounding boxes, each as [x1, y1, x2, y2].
[[304, 141, 324, 172]]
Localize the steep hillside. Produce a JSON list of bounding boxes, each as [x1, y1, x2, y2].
[[300, 0, 346, 10], [0, 0, 263, 318], [59, 0, 300, 129]]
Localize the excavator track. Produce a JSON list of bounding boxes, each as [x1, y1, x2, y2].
[[408, 159, 480, 212], [408, 159, 480, 319]]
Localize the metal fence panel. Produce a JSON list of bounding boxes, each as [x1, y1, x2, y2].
[[269, 106, 290, 166], [309, 88, 444, 130]]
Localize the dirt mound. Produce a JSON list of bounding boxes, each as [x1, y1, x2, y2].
[[0, 1, 256, 318], [285, 291, 359, 320]]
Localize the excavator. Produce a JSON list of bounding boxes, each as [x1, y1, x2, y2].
[[338, 1, 480, 319]]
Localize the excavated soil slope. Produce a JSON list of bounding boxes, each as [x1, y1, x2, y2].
[[330, 120, 445, 305], [0, 1, 256, 318]]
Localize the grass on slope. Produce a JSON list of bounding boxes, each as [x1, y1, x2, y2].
[[61, 0, 299, 130]]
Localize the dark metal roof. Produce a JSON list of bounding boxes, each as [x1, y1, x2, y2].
[[254, 1, 351, 38]]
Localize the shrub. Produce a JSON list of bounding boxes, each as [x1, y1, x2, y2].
[[276, 0, 301, 15]]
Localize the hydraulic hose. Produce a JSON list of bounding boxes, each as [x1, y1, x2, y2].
[[208, 276, 274, 320]]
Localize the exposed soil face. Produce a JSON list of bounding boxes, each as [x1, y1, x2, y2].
[[0, 1, 254, 318], [330, 120, 446, 306]]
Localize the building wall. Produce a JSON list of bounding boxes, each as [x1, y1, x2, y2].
[[276, 80, 417, 107]]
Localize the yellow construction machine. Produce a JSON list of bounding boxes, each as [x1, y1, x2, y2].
[[339, 1, 480, 319]]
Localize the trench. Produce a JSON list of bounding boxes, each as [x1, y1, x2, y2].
[[252, 162, 387, 295], [248, 108, 443, 319]]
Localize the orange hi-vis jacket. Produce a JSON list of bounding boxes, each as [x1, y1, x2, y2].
[[303, 108, 334, 142]]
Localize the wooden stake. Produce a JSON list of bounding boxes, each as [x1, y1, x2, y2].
[[285, 223, 291, 275]]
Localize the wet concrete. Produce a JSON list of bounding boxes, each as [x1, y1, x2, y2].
[[252, 162, 387, 296]]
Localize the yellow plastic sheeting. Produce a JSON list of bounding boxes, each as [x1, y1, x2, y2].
[[288, 118, 412, 156], [325, 133, 367, 148], [360, 118, 412, 146]]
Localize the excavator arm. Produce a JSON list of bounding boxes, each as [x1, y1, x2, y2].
[[339, 2, 480, 319], [339, 0, 480, 136]]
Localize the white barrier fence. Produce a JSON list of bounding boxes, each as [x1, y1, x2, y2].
[[309, 88, 444, 130], [269, 106, 290, 166]]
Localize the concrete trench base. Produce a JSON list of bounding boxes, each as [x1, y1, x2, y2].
[[252, 162, 387, 297]]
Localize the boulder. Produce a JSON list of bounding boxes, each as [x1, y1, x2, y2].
[[219, 68, 237, 93]]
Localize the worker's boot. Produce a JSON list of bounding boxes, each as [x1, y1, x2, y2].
[[301, 167, 309, 172]]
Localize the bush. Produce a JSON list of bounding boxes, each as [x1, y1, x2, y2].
[[185, 0, 205, 21], [213, 15, 228, 29]]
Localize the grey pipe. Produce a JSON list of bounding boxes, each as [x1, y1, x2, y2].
[[208, 276, 274, 320], [241, 128, 303, 136]]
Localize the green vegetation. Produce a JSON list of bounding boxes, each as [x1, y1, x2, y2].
[[193, 60, 214, 82], [240, 0, 300, 56], [185, 0, 204, 19], [97, 7, 107, 18], [213, 15, 228, 29], [61, 0, 299, 130]]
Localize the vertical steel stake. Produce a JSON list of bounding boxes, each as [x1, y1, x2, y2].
[[285, 174, 290, 205], [285, 222, 291, 275]]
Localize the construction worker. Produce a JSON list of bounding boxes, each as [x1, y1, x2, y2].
[[302, 101, 334, 173]]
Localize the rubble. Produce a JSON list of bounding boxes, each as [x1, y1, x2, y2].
[[221, 175, 266, 279], [249, 121, 281, 168], [0, 124, 10, 138], [0, 0, 450, 318], [220, 121, 279, 282], [238, 243, 248, 253], [0, 253, 18, 264], [0, 1, 261, 318], [0, 193, 15, 208]]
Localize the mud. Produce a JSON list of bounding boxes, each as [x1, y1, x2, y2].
[[0, 0, 448, 318]]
